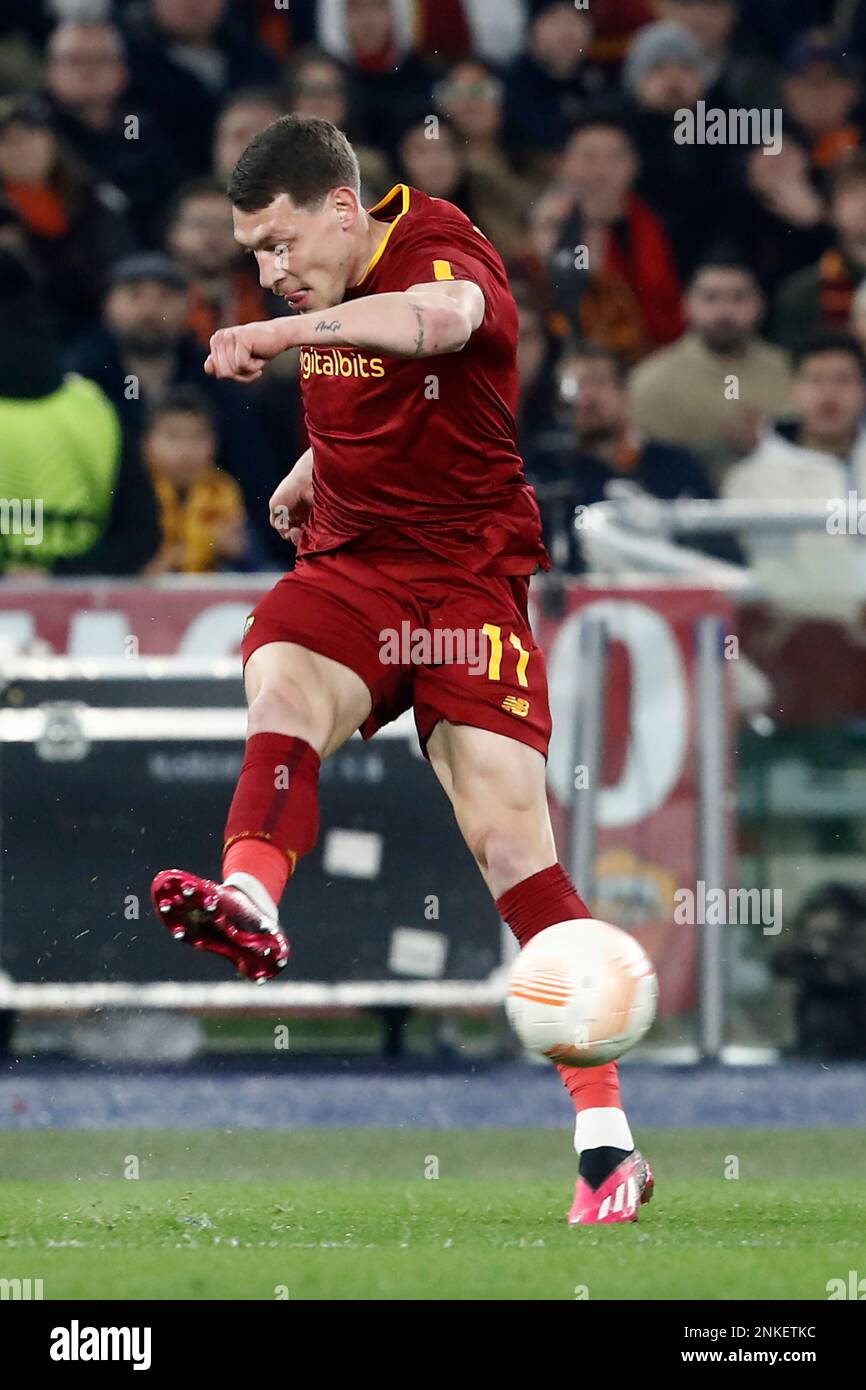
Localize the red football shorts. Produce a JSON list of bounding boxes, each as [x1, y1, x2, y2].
[[241, 545, 552, 759]]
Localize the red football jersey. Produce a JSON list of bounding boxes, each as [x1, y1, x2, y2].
[[297, 184, 549, 576]]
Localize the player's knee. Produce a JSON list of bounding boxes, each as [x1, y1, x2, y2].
[[247, 677, 330, 750]]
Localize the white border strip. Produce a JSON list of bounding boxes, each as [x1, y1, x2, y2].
[[0, 977, 508, 1012]]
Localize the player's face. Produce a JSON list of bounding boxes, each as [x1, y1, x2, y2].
[[232, 192, 356, 312], [793, 354, 866, 440]]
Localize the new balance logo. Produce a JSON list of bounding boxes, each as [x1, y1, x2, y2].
[[501, 695, 530, 718], [597, 1176, 638, 1220]]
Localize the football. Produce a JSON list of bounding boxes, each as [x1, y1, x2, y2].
[[505, 918, 658, 1066]]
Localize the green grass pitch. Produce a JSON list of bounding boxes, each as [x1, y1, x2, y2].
[[0, 1129, 863, 1300]]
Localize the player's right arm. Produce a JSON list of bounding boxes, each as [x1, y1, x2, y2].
[[269, 447, 313, 545], [206, 282, 484, 382]]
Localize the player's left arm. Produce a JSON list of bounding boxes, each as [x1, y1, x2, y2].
[[205, 281, 485, 382]]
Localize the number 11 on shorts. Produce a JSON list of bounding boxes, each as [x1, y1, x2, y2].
[[482, 624, 530, 688]]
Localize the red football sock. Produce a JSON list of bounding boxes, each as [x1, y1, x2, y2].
[[496, 863, 623, 1114], [222, 733, 321, 906], [222, 838, 292, 907]]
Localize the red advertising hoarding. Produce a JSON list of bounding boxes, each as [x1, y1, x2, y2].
[[0, 580, 734, 1011]]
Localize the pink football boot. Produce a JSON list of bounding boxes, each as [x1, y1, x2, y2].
[[151, 869, 289, 984], [568, 1150, 655, 1226]]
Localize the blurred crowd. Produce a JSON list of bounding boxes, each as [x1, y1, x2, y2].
[[2, 0, 866, 584]]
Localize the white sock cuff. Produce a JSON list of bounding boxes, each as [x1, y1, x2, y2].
[[574, 1108, 634, 1155], [222, 872, 279, 923]]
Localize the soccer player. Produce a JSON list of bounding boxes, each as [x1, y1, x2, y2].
[[151, 116, 653, 1225]]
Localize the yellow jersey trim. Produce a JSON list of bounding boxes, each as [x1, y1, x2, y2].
[[355, 183, 412, 286], [433, 259, 454, 281]]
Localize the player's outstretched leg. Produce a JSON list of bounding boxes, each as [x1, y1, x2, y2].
[[427, 720, 653, 1224], [151, 641, 371, 983]]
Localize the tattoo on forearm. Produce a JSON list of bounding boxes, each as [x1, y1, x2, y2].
[[409, 302, 425, 356], [315, 320, 341, 333]]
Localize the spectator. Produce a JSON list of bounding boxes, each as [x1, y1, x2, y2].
[[122, 0, 279, 176], [849, 275, 866, 354], [142, 388, 250, 574], [322, 0, 525, 71], [582, 0, 657, 77], [65, 251, 199, 423], [524, 182, 574, 267], [315, 0, 435, 155], [772, 883, 866, 1061], [504, 0, 608, 171], [658, 0, 773, 108], [0, 95, 131, 343], [529, 341, 734, 572], [0, 4, 47, 94], [213, 86, 286, 184], [781, 31, 862, 180], [707, 137, 832, 302], [434, 59, 528, 200], [0, 188, 26, 255], [284, 49, 393, 202], [0, 245, 159, 577], [44, 19, 181, 242], [396, 116, 524, 260], [722, 332, 866, 619], [630, 255, 792, 481], [166, 177, 271, 349], [251, 0, 316, 63], [736, 0, 833, 59], [516, 294, 564, 475], [64, 251, 291, 567], [774, 153, 866, 350], [621, 20, 738, 268], [549, 116, 685, 364], [510, 188, 574, 333], [416, 0, 527, 68]]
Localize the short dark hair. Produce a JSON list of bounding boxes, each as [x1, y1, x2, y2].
[[688, 250, 760, 289], [219, 85, 286, 116], [228, 114, 360, 211], [567, 109, 637, 153], [146, 386, 216, 432], [793, 330, 866, 378], [561, 338, 628, 385], [167, 176, 229, 230]]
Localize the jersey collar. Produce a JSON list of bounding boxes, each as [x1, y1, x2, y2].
[[353, 183, 412, 287]]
